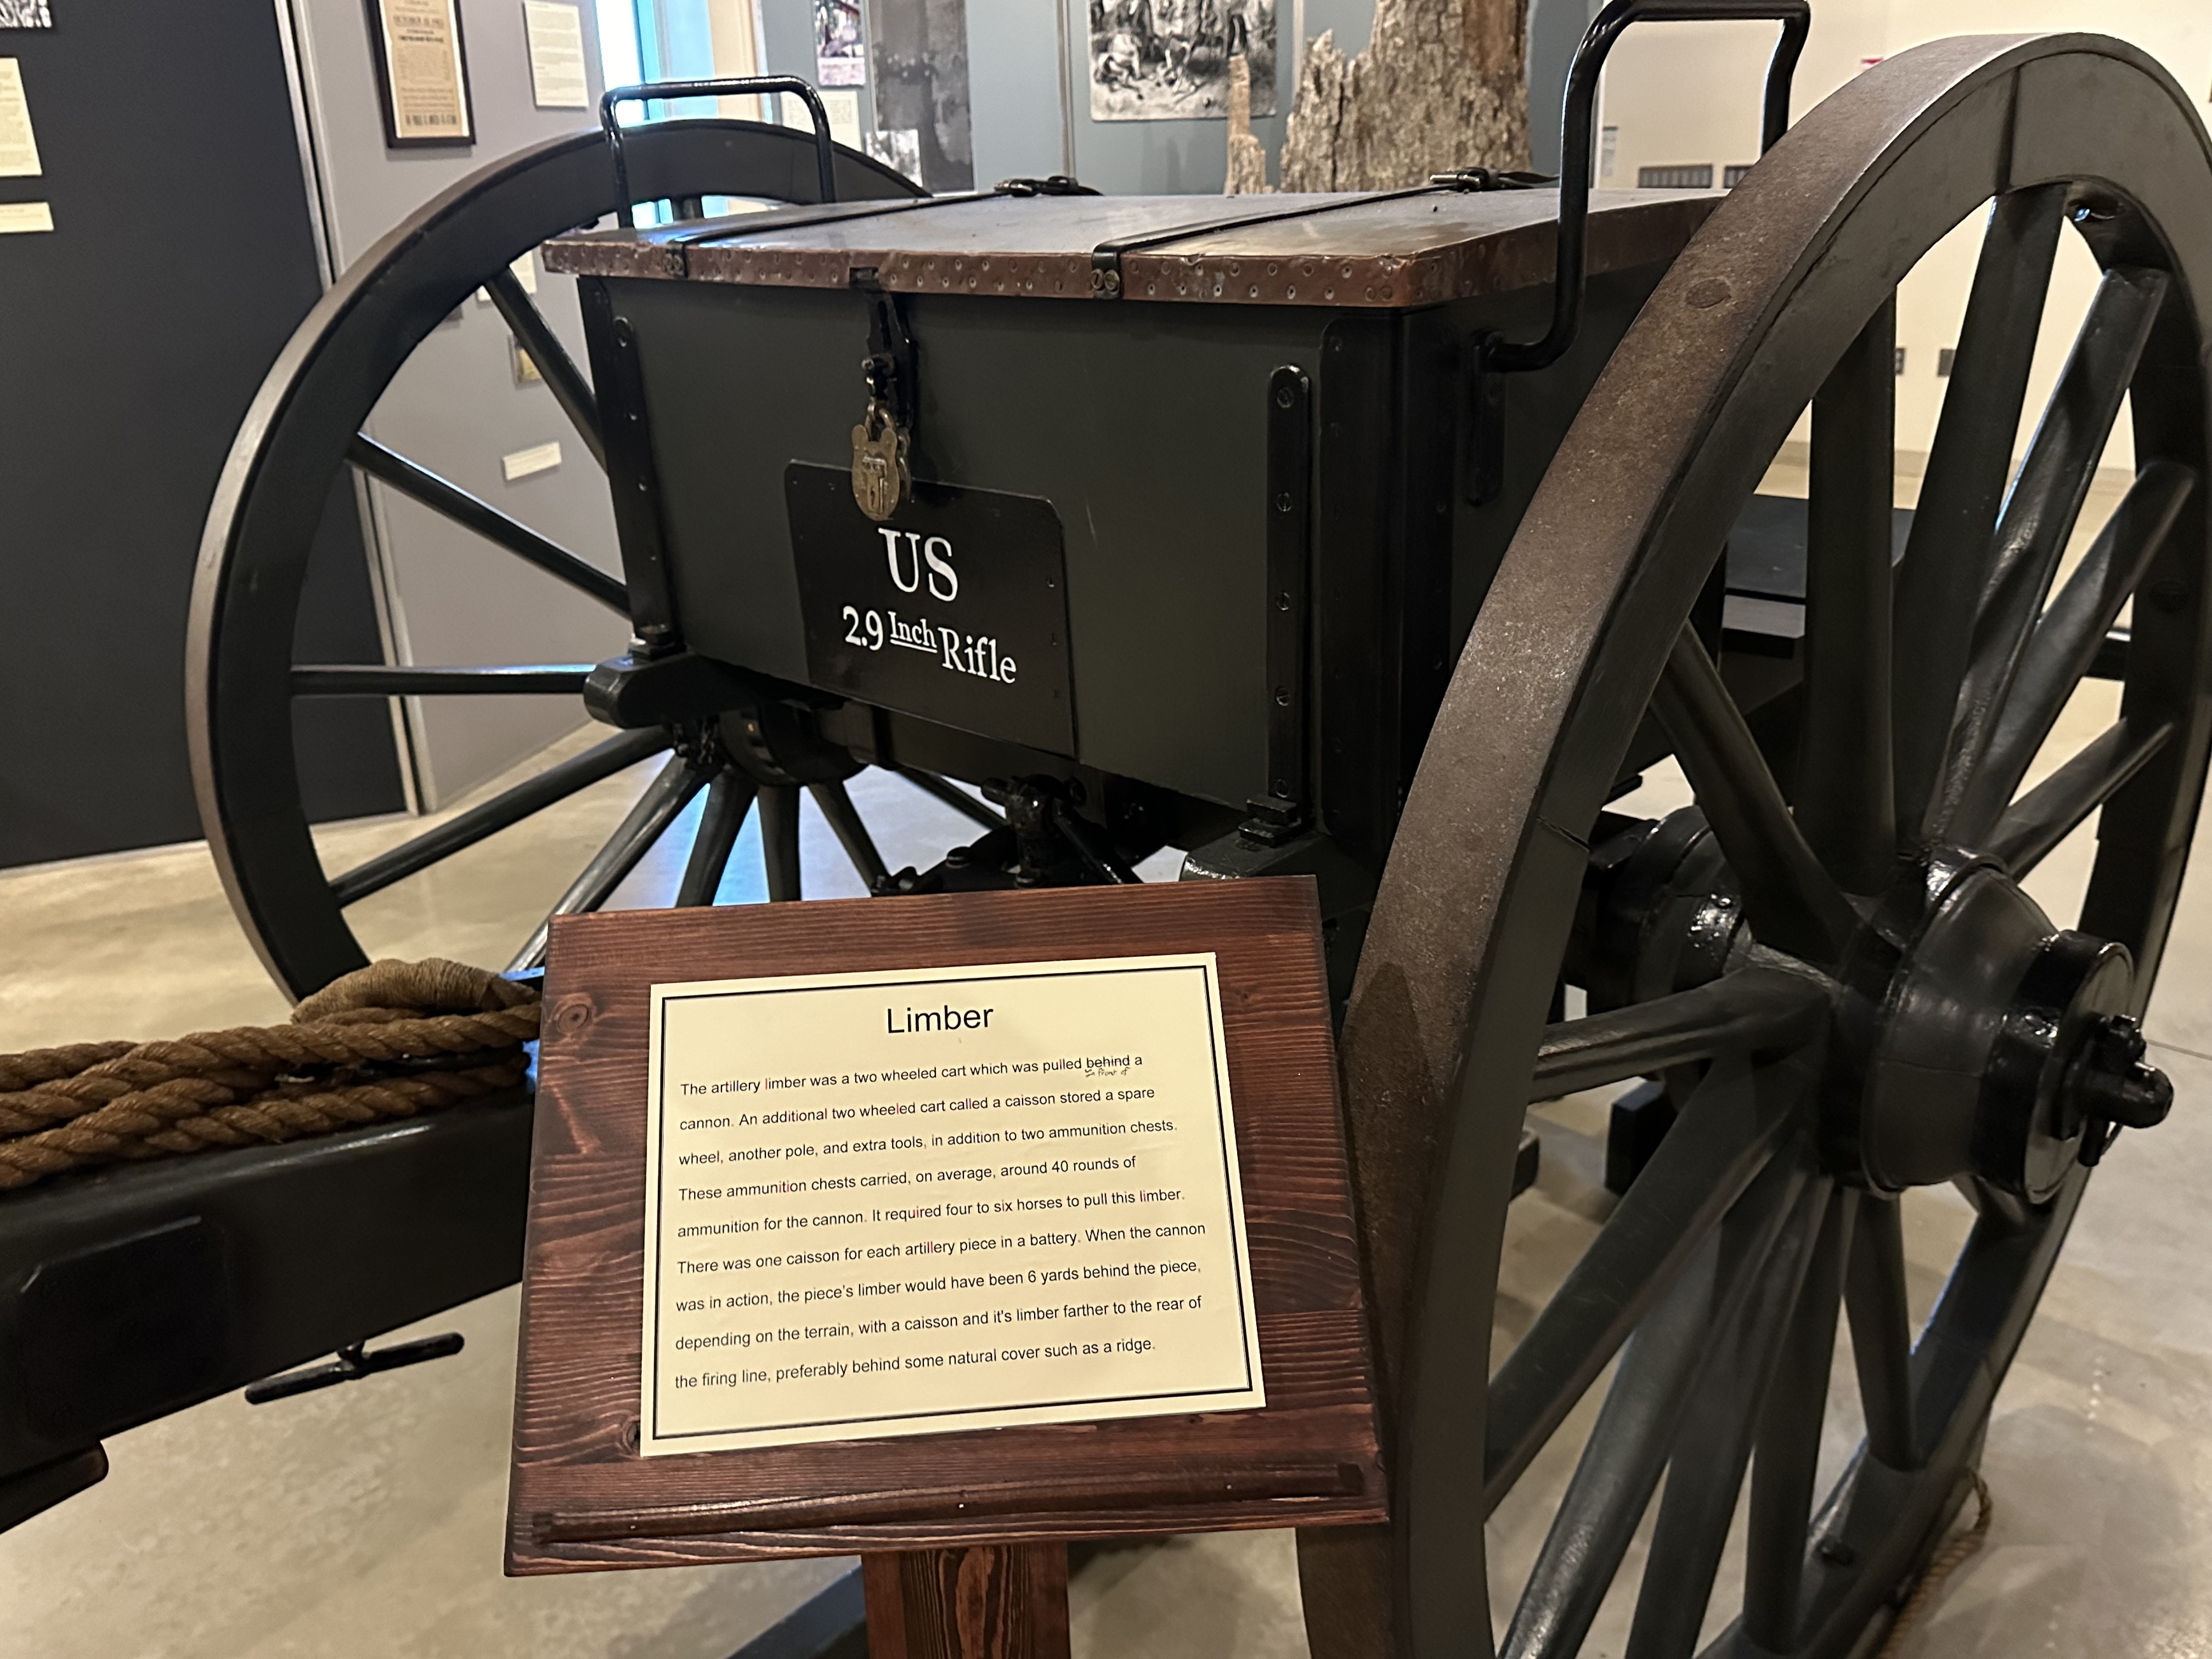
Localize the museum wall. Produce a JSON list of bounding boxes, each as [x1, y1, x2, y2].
[[1595, 0, 2212, 467]]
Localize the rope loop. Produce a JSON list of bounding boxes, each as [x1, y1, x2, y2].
[[0, 959, 539, 1194], [1872, 1469, 1994, 1657]]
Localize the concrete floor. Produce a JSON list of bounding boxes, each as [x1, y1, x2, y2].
[[4, 482, 2210, 1656]]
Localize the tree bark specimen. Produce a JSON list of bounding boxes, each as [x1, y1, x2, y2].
[[1281, 0, 1530, 191]]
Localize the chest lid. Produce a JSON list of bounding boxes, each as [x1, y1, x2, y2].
[[543, 185, 1716, 310]]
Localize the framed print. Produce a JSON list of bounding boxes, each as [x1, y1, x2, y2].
[[367, 0, 475, 148]]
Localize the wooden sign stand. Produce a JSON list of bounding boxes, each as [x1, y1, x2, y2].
[[508, 879, 1383, 1657], [865, 1543, 1071, 1658]]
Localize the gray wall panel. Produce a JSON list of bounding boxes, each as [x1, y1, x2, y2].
[[290, 0, 626, 810]]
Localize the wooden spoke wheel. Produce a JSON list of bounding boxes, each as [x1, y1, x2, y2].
[[1305, 35, 2212, 1659], [187, 120, 930, 1000]]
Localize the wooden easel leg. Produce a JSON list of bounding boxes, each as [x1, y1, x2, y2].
[[862, 1544, 1071, 1659]]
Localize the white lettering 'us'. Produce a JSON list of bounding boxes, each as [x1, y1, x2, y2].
[[923, 535, 957, 601], [876, 529, 958, 602], [879, 528, 919, 594]]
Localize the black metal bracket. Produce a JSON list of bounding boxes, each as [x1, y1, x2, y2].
[[994, 174, 1098, 197], [879, 776, 1139, 893], [579, 279, 681, 659], [244, 1333, 464, 1405], [1466, 336, 1508, 506], [1430, 167, 1553, 192], [850, 267, 918, 439], [585, 650, 757, 727], [1488, 0, 1810, 374], [1243, 365, 1314, 845], [600, 75, 837, 227]]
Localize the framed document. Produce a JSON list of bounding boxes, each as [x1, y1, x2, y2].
[[509, 878, 1384, 1571], [522, 1, 590, 111], [366, 0, 474, 148]]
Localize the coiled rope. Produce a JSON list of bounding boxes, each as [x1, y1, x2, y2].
[[0, 959, 539, 1193]]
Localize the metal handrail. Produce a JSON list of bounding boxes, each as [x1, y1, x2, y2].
[[1491, 0, 1812, 373], [599, 75, 838, 226]]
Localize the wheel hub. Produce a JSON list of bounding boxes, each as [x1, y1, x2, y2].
[[1580, 817, 2175, 1203], [1855, 852, 2169, 1199]]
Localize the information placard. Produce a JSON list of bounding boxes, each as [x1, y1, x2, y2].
[[641, 955, 1263, 1454], [510, 881, 1382, 1571]]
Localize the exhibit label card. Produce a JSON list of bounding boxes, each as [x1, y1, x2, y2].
[[640, 953, 1265, 1455], [523, 1, 589, 110], [0, 58, 41, 177]]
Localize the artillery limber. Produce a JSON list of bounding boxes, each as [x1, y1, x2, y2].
[[5, 9, 2210, 1655]]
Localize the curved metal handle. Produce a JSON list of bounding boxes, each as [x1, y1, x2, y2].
[[599, 76, 838, 227], [1490, 0, 1810, 373]]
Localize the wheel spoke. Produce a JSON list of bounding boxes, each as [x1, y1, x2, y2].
[[1486, 1056, 1809, 1509], [1622, 1175, 1830, 1659], [484, 266, 606, 469], [810, 778, 889, 891], [329, 727, 669, 906], [1530, 959, 1830, 1102], [349, 435, 629, 615], [760, 785, 803, 902], [507, 754, 706, 970], [292, 663, 591, 697], [1790, 1177, 2086, 1650], [1652, 627, 1859, 962], [1796, 301, 1898, 891], [675, 770, 757, 906], [1741, 1187, 1855, 1649], [1988, 718, 2172, 874], [891, 765, 1005, 830], [1844, 1194, 1918, 1470], [1953, 459, 2197, 840], [1928, 266, 2171, 840], [1892, 184, 2067, 839], [1502, 1150, 1815, 1659]]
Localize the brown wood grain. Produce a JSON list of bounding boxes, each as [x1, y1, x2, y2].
[[507, 879, 1384, 1573], [865, 1544, 1070, 1659]]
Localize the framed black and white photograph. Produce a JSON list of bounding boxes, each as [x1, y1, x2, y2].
[[1089, 0, 1275, 121], [865, 0, 971, 191], [365, 0, 475, 148]]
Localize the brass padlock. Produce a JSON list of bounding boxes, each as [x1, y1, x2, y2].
[[850, 401, 909, 522]]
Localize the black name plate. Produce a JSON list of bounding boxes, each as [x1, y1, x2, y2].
[[786, 464, 1076, 756]]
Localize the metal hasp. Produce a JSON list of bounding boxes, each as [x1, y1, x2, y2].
[[601, 75, 838, 225], [848, 267, 918, 521]]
